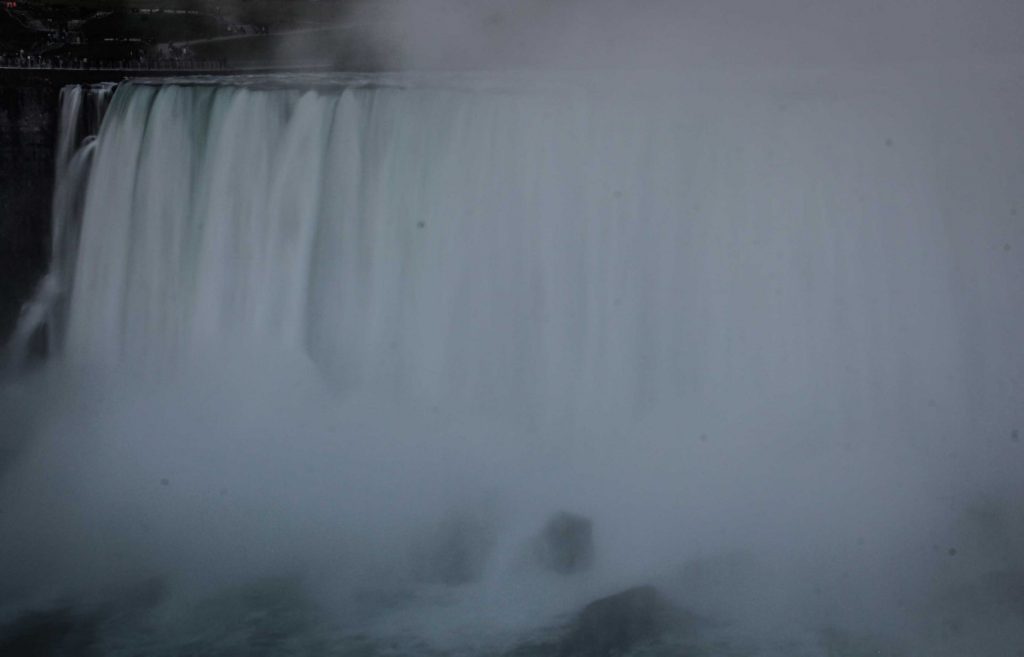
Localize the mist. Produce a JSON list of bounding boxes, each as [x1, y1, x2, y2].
[[352, 0, 1024, 71], [2, 2, 1024, 656]]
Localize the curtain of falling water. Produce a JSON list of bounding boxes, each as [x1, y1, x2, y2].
[[60, 74, 1023, 441]]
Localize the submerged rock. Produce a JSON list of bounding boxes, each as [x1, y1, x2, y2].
[[558, 585, 678, 657], [533, 512, 594, 575], [0, 607, 100, 657]]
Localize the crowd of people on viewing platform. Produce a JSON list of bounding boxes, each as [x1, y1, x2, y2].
[[0, 52, 227, 70]]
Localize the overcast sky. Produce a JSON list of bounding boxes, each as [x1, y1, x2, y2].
[[351, 0, 1024, 70]]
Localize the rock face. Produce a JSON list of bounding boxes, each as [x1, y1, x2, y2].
[[534, 512, 594, 575], [0, 77, 58, 346], [558, 586, 676, 657]]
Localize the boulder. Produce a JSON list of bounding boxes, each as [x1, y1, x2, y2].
[[558, 585, 677, 657]]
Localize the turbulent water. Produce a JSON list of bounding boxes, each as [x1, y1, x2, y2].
[[2, 70, 1024, 656]]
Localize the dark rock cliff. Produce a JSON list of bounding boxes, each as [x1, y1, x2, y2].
[[0, 73, 58, 344]]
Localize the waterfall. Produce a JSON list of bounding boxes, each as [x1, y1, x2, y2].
[[54, 83, 116, 181], [57, 73, 1023, 434], [2, 70, 1023, 649], [4, 83, 115, 368]]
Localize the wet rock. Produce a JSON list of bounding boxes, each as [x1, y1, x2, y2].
[[0, 81, 58, 345], [0, 606, 100, 657], [533, 512, 593, 575], [558, 585, 678, 657]]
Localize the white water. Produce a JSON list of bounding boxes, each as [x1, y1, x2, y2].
[[3, 69, 1024, 654], [65, 74, 1017, 425]]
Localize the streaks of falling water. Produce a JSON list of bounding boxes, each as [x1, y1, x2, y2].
[[4, 83, 115, 369], [60, 73, 1024, 439]]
